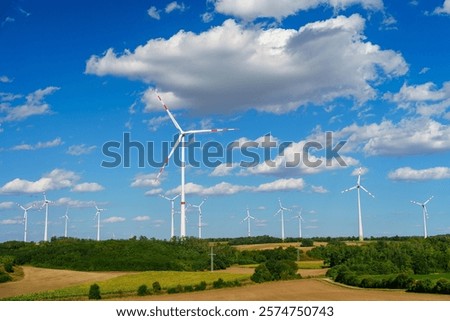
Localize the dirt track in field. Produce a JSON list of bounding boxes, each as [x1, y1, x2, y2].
[[1, 266, 449, 301]]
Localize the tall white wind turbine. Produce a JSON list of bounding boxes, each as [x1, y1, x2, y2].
[[191, 199, 206, 239], [275, 198, 291, 241], [293, 209, 304, 239], [242, 207, 256, 237], [94, 204, 106, 241], [341, 167, 374, 242], [41, 192, 53, 241], [18, 203, 33, 242], [411, 196, 433, 239], [160, 194, 180, 239], [155, 92, 235, 238]]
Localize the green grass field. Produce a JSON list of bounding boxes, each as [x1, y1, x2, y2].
[[6, 270, 252, 301]]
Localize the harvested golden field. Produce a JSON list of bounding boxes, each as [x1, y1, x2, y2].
[[1, 266, 449, 301]]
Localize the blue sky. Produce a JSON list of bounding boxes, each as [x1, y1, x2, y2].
[[1, 0, 450, 242]]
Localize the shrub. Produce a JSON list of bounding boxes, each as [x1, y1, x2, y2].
[[194, 281, 207, 291], [390, 273, 414, 289], [409, 279, 433, 293], [434, 279, 450, 294], [88, 283, 101, 300], [4, 262, 14, 273], [213, 278, 226, 289], [152, 281, 162, 293], [251, 264, 272, 283], [137, 284, 149, 296], [0, 272, 12, 283], [300, 239, 314, 247]]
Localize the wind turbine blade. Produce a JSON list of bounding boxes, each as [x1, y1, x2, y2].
[[156, 93, 183, 132], [185, 128, 237, 135], [156, 133, 183, 179], [274, 209, 282, 216], [411, 200, 421, 206], [341, 186, 357, 193], [424, 196, 434, 205], [360, 185, 375, 198], [424, 206, 429, 219]]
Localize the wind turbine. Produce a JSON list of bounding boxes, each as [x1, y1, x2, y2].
[[411, 196, 433, 238], [159, 194, 180, 239], [18, 203, 33, 242], [341, 167, 374, 242], [241, 207, 256, 237], [190, 199, 206, 239], [62, 206, 69, 238], [41, 192, 53, 241], [293, 209, 304, 239], [275, 198, 291, 241], [94, 204, 106, 241], [155, 92, 235, 238]]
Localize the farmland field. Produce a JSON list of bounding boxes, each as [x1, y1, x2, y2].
[[1, 266, 449, 301]]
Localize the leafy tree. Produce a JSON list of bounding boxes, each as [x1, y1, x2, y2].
[[137, 284, 149, 296], [88, 283, 101, 300]]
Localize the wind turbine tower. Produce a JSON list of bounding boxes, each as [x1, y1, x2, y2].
[[191, 199, 206, 239], [160, 194, 180, 239], [411, 196, 433, 238], [18, 203, 33, 242], [341, 167, 374, 242], [155, 92, 235, 238], [275, 199, 291, 241], [242, 207, 256, 237], [41, 192, 52, 241], [94, 204, 106, 241]]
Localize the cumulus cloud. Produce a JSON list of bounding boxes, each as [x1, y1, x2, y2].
[[147, 6, 161, 20], [434, 0, 450, 15], [71, 182, 105, 192], [0, 75, 12, 83], [165, 1, 186, 13], [53, 197, 97, 208], [85, 15, 407, 115], [0, 169, 79, 194], [0, 87, 59, 122], [67, 144, 96, 156], [130, 173, 161, 188], [384, 81, 450, 117], [0, 169, 103, 195], [11, 137, 63, 151], [165, 177, 305, 196], [388, 166, 450, 181], [311, 185, 328, 193], [0, 201, 15, 209], [213, 0, 384, 21], [133, 215, 151, 221], [0, 219, 21, 225], [103, 216, 126, 223]]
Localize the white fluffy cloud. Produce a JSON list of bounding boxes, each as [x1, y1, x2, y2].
[[0, 87, 59, 122], [67, 144, 97, 156], [0, 169, 104, 195], [164, 177, 305, 196], [103, 216, 126, 223], [130, 173, 161, 188], [434, 0, 450, 14], [71, 182, 105, 192], [388, 167, 450, 181], [213, 0, 384, 21], [86, 15, 407, 115], [147, 6, 161, 20], [0, 201, 15, 209]]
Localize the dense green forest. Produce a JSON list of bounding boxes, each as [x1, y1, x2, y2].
[[308, 236, 450, 294]]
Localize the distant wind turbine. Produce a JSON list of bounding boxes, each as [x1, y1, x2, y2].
[[160, 194, 180, 239], [18, 203, 34, 242], [341, 167, 374, 242], [62, 206, 69, 238], [293, 209, 304, 239], [94, 204, 106, 241], [190, 199, 206, 239], [155, 92, 235, 238], [275, 199, 291, 241], [411, 196, 433, 239], [40, 192, 53, 241], [242, 207, 256, 237]]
